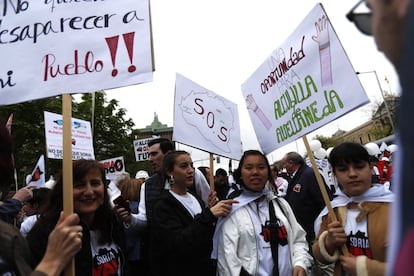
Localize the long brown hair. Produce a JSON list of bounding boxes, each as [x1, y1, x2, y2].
[[117, 175, 143, 201]]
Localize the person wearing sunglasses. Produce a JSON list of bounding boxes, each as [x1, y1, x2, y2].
[[347, 0, 413, 275], [347, 0, 409, 66]]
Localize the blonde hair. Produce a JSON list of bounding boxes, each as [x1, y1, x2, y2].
[[117, 175, 144, 202]]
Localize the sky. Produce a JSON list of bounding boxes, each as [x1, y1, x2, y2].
[[105, 0, 400, 171]]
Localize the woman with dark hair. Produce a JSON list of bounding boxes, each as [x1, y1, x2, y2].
[[0, 120, 82, 276], [150, 150, 236, 276], [27, 159, 126, 275], [213, 150, 312, 275]]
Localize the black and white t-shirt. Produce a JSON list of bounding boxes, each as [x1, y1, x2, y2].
[[345, 209, 372, 258], [90, 230, 122, 276]]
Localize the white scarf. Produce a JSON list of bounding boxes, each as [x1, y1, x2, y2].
[[211, 185, 275, 259], [314, 184, 394, 234]]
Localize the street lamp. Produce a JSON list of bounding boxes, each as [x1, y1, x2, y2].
[[356, 70, 395, 132]]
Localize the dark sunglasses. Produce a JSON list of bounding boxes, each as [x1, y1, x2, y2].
[[346, 0, 372, 35]]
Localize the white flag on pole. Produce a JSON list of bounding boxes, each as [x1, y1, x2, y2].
[[26, 155, 46, 187]]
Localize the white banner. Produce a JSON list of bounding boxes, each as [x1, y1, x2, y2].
[[241, 4, 369, 154], [174, 73, 242, 160], [133, 137, 153, 162], [0, 0, 153, 105], [99, 156, 125, 180], [44, 111, 95, 160]]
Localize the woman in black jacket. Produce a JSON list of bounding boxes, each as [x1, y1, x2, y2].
[[151, 150, 236, 276], [27, 159, 126, 275]]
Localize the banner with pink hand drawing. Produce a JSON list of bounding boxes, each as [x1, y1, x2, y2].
[[174, 73, 242, 161], [0, 0, 153, 105], [241, 3, 369, 154]]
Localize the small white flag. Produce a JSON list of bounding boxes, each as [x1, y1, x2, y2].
[[26, 155, 46, 187]]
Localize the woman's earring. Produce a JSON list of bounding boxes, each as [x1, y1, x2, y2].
[[169, 175, 174, 185]]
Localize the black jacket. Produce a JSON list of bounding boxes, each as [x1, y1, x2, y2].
[[151, 190, 217, 276], [285, 164, 332, 244], [0, 198, 22, 224]]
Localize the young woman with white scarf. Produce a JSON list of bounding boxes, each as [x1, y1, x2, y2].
[[212, 150, 313, 276]]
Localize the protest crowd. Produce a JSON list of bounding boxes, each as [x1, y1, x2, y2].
[[0, 0, 413, 275]]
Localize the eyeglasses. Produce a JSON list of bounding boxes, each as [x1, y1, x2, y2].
[[346, 0, 372, 36]]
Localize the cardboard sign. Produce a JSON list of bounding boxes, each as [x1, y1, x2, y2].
[[241, 4, 369, 154], [133, 137, 153, 162], [174, 73, 242, 160], [44, 111, 95, 160], [99, 156, 125, 180], [0, 0, 153, 105]]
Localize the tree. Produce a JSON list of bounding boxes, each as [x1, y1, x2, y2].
[[0, 92, 147, 188], [370, 94, 399, 137], [312, 134, 339, 150], [0, 96, 63, 186], [74, 92, 148, 177]]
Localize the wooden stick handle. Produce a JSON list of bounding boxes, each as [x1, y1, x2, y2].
[[62, 94, 75, 276]]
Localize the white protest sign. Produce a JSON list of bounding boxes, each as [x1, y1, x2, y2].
[[241, 4, 369, 154], [174, 73, 242, 160], [0, 0, 153, 105], [133, 137, 153, 162], [44, 111, 95, 160], [99, 156, 125, 180]]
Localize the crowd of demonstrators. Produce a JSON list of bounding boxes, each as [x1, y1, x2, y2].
[[313, 142, 394, 275], [116, 174, 146, 275], [213, 150, 313, 275], [20, 187, 51, 237], [282, 151, 334, 247], [0, 123, 400, 276], [151, 150, 237, 276], [1, 1, 412, 275], [26, 159, 126, 275], [0, 121, 82, 276]]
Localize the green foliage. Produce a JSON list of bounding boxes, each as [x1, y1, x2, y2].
[[368, 125, 392, 141], [0, 92, 148, 187], [313, 134, 339, 149]]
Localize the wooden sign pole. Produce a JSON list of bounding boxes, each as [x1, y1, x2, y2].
[[302, 135, 349, 255], [209, 153, 214, 191], [62, 94, 75, 276]]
